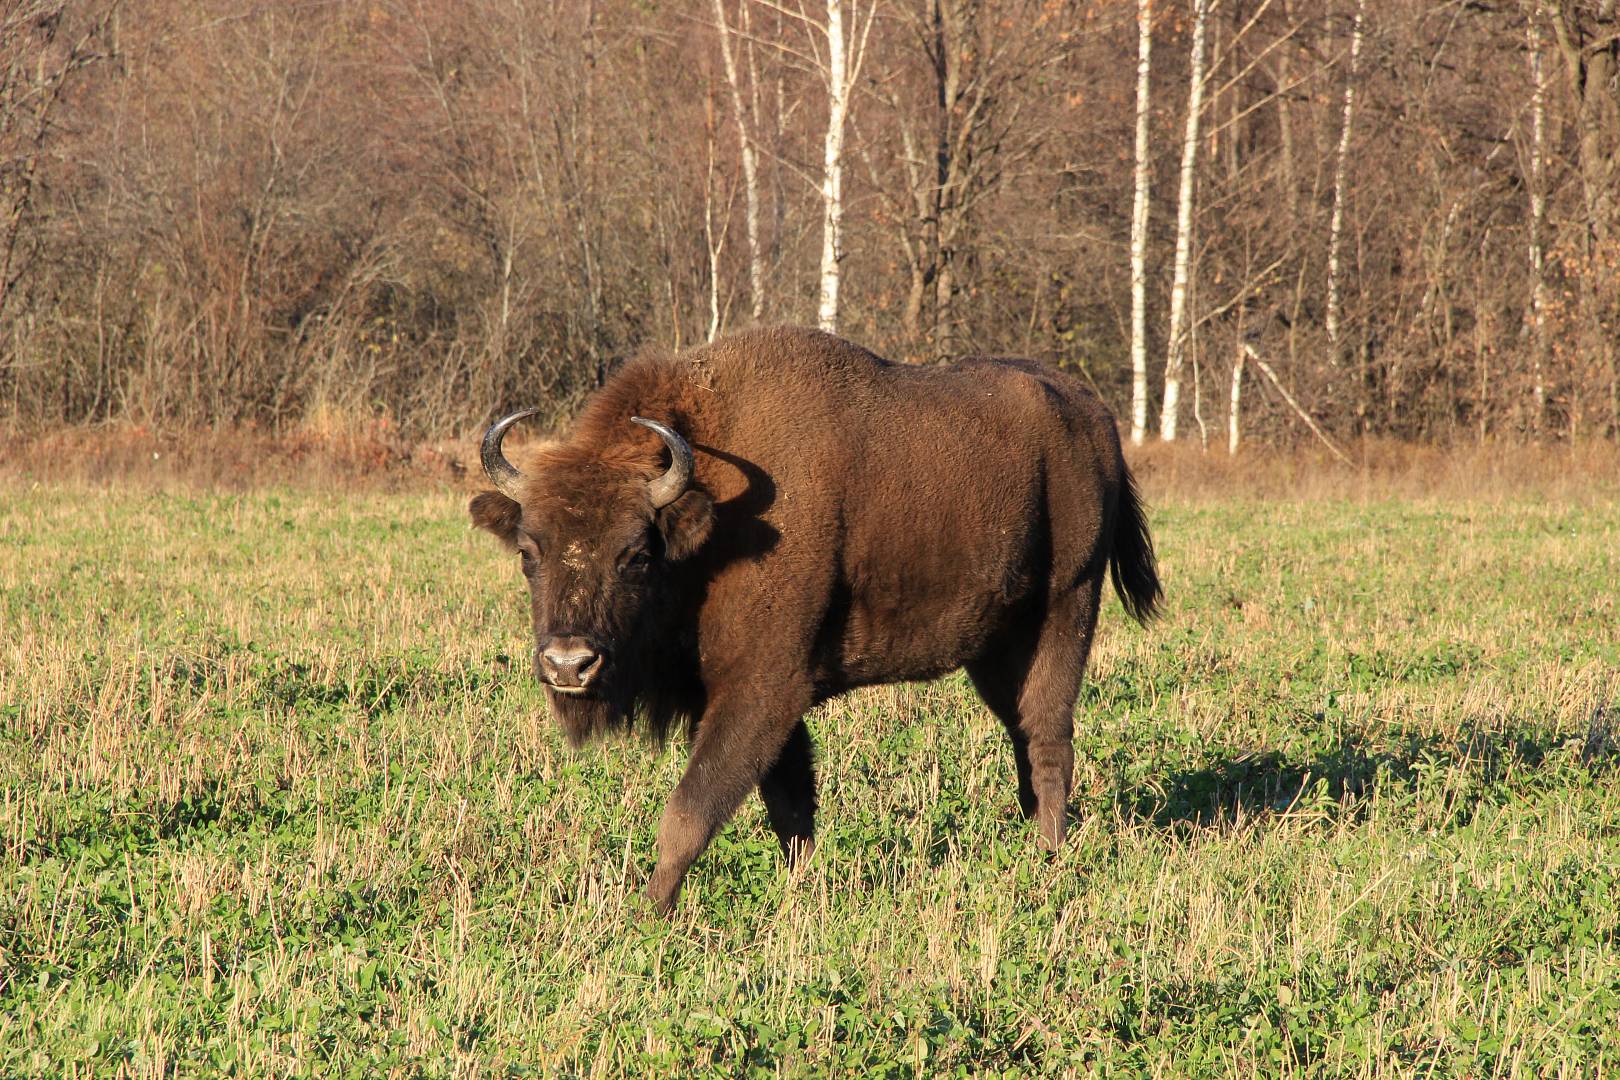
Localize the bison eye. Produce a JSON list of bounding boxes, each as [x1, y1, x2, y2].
[[617, 547, 652, 574], [519, 549, 537, 576]]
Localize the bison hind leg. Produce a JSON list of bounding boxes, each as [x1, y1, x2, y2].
[[969, 660, 1040, 820], [966, 578, 1103, 851], [758, 720, 817, 865]]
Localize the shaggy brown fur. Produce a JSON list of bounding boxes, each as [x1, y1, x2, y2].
[[469, 326, 1161, 913]]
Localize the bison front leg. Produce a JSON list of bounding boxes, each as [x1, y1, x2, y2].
[[646, 689, 812, 914]]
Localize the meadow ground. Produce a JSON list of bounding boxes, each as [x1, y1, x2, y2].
[[1, 460, 1617, 1076]]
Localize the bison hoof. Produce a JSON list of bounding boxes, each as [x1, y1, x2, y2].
[[645, 877, 683, 917], [780, 835, 816, 867]]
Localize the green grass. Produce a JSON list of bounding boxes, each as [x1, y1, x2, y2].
[[1, 481, 1617, 1076]]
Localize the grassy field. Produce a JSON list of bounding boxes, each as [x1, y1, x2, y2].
[[1, 476, 1617, 1076]]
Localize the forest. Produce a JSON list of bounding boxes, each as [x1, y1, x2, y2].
[[3, 0, 1617, 446]]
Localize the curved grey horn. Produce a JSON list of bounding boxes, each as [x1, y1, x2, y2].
[[630, 416, 692, 509], [480, 408, 541, 498]]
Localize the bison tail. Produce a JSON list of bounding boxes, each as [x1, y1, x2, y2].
[[1109, 465, 1162, 624]]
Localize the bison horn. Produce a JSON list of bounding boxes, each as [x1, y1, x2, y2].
[[480, 407, 541, 499], [631, 416, 693, 509]]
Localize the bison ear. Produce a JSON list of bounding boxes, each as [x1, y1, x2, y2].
[[656, 489, 713, 562], [469, 490, 524, 548]]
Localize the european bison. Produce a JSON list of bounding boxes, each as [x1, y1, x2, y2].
[[470, 326, 1160, 912]]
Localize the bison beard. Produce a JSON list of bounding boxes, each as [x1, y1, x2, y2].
[[469, 326, 1161, 914], [547, 682, 625, 747]]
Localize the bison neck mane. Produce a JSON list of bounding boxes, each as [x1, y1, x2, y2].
[[513, 325, 850, 496], [515, 343, 720, 502]]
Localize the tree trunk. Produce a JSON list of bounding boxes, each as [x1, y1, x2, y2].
[[1277, 0, 1296, 219], [817, 0, 850, 333], [711, 0, 764, 322], [1324, 0, 1366, 367], [703, 87, 727, 342], [1526, 0, 1549, 426], [1228, 344, 1245, 454], [1129, 0, 1154, 446], [1249, 342, 1353, 463], [1159, 0, 1212, 441], [873, 0, 1017, 362]]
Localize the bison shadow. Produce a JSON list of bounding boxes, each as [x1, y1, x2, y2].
[[696, 443, 781, 566], [1113, 709, 1617, 834]]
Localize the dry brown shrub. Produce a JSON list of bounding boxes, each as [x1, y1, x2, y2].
[[1132, 437, 1620, 504], [0, 420, 474, 492], [5, 422, 1616, 503]]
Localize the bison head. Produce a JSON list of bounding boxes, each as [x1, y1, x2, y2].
[[469, 410, 713, 744]]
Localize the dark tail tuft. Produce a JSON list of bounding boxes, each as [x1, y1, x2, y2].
[[1109, 465, 1162, 624]]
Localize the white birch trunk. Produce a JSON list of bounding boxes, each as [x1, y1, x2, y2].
[[1324, 0, 1366, 362], [1228, 345, 1245, 454], [817, 0, 850, 333], [1159, 0, 1212, 442], [1129, 0, 1153, 446], [1278, 0, 1295, 218], [705, 154, 724, 343], [703, 88, 727, 341], [1526, 0, 1548, 421], [706, 226, 723, 342], [1192, 321, 1208, 449], [711, 0, 764, 322]]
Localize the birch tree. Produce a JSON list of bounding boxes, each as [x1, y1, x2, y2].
[[1276, 0, 1296, 219], [711, 0, 765, 322], [703, 85, 735, 341], [1228, 339, 1245, 454], [813, 0, 875, 333], [1159, 0, 1214, 442], [1526, 0, 1548, 423], [1323, 0, 1366, 365], [1129, 0, 1153, 445]]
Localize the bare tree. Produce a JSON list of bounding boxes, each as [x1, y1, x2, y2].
[[703, 82, 736, 341], [1547, 0, 1619, 436], [1159, 0, 1215, 441], [1323, 0, 1366, 367], [0, 2, 113, 327], [712, 0, 765, 322], [1228, 338, 1245, 454], [863, 0, 1045, 360], [1129, 0, 1154, 445], [811, 0, 875, 333], [1526, 0, 1549, 424], [1276, 0, 1297, 219]]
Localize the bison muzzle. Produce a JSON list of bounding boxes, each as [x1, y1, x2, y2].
[[469, 326, 1161, 913]]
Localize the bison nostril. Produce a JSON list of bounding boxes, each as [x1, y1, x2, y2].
[[540, 639, 603, 689]]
